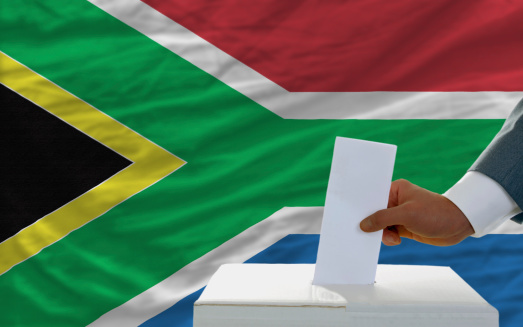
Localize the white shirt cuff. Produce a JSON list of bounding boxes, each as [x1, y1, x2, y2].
[[443, 171, 522, 237]]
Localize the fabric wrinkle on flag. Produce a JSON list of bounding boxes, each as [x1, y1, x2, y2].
[[1, 1, 522, 327]]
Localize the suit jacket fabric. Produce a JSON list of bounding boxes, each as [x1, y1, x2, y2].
[[470, 99, 523, 223]]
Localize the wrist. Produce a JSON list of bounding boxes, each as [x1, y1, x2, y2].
[[443, 171, 519, 237], [441, 195, 474, 240]]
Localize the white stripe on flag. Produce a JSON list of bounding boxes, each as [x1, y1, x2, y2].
[[88, 0, 522, 120]]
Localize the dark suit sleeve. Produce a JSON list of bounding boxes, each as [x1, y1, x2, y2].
[[469, 99, 523, 223]]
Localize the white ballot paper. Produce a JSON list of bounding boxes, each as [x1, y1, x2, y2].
[[313, 137, 396, 285]]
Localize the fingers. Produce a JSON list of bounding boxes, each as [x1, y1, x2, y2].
[[360, 206, 407, 233], [387, 179, 412, 208], [382, 227, 401, 246]]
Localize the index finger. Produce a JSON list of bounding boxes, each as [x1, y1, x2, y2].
[[360, 206, 407, 232]]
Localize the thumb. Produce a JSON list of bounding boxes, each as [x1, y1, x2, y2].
[[360, 206, 407, 232]]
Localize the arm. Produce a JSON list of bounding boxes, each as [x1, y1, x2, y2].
[[468, 98, 523, 223], [360, 100, 523, 246], [444, 171, 521, 237]]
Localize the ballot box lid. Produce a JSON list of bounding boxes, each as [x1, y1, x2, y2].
[[194, 264, 498, 327]]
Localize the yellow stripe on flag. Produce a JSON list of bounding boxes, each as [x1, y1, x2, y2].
[[0, 51, 186, 275]]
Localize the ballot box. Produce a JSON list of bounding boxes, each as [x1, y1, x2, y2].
[[194, 263, 498, 327]]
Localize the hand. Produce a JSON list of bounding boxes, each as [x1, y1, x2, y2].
[[360, 179, 475, 246]]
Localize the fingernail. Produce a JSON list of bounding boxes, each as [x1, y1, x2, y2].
[[360, 219, 371, 231], [384, 233, 398, 244]]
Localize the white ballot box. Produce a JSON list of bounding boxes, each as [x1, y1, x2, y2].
[[194, 263, 498, 327]]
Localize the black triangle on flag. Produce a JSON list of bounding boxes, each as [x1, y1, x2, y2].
[[0, 83, 132, 243]]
